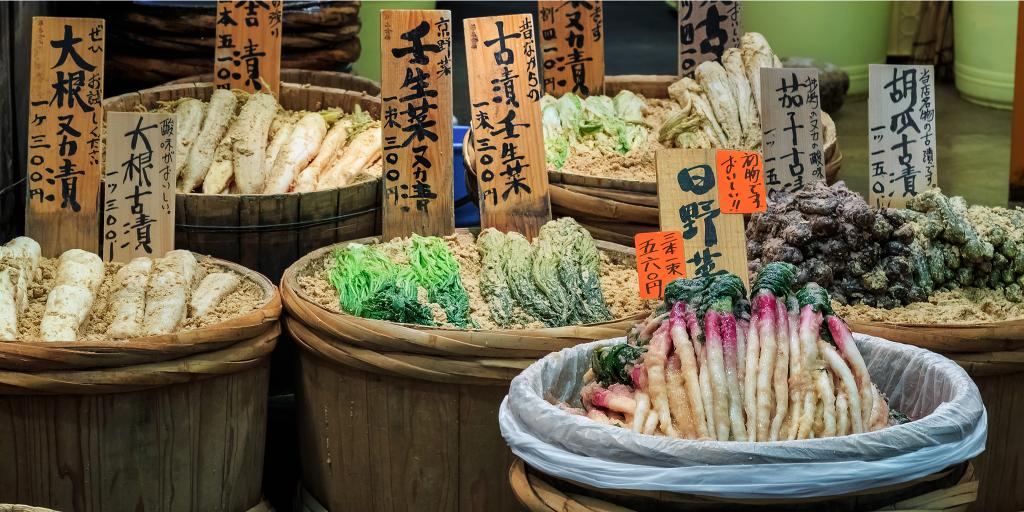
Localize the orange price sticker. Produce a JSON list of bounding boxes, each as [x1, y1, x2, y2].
[[716, 149, 767, 214], [634, 231, 686, 300]]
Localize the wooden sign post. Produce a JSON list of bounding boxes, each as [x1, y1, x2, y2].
[[868, 64, 937, 208], [103, 113, 176, 262], [656, 148, 757, 288], [380, 10, 455, 239], [465, 14, 552, 239], [677, 1, 741, 77], [214, 0, 284, 96], [537, 0, 605, 97], [759, 68, 825, 201], [25, 17, 105, 256]]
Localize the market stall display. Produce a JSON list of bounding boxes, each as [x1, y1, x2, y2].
[[165, 68, 381, 96], [465, 33, 842, 245], [0, 238, 281, 511], [281, 220, 650, 512], [104, 82, 382, 282]]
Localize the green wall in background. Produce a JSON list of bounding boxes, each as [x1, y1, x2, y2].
[[743, 1, 891, 95], [954, 1, 1018, 110], [352, 1, 438, 82]]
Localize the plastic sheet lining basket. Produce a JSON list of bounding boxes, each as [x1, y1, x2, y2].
[[848, 318, 1024, 511], [281, 230, 647, 511], [103, 81, 382, 283], [0, 258, 281, 512], [464, 75, 843, 246]]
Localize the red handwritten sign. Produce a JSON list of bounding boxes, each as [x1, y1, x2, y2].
[[716, 149, 766, 214], [634, 231, 686, 300]]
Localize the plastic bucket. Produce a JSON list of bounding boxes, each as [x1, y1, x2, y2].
[[954, 1, 1018, 109]]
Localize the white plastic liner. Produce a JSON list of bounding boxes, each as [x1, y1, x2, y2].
[[500, 334, 986, 499]]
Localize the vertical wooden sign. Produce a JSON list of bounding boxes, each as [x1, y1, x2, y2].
[[465, 14, 552, 240], [380, 10, 455, 239], [103, 113, 176, 262], [760, 68, 825, 202], [656, 148, 749, 288], [25, 17, 105, 257], [214, 0, 284, 96], [537, 0, 605, 97], [677, 1, 741, 77], [868, 64, 937, 208]]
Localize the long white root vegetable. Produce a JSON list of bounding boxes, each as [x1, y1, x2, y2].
[[769, 297, 790, 441], [0, 270, 17, 339], [753, 294, 777, 441], [697, 343, 717, 439], [293, 118, 354, 193], [818, 339, 864, 434], [174, 98, 206, 181], [828, 316, 875, 428], [316, 126, 382, 191], [0, 237, 41, 312], [264, 115, 295, 174], [190, 272, 241, 318], [40, 284, 94, 341], [632, 391, 650, 433], [201, 135, 234, 194], [143, 250, 202, 335], [231, 93, 279, 194], [105, 257, 153, 338], [182, 89, 238, 192], [263, 112, 327, 194], [785, 306, 803, 440], [835, 391, 850, 437], [814, 366, 837, 438], [646, 325, 679, 437], [666, 355, 697, 439], [670, 304, 710, 439], [743, 310, 760, 439], [55, 249, 104, 293], [720, 313, 748, 441]]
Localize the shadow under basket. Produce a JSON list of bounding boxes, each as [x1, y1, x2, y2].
[[281, 231, 647, 512], [0, 258, 281, 512], [103, 81, 383, 283]]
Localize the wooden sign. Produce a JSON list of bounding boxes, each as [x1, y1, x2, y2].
[[380, 10, 455, 240], [25, 17, 105, 256], [759, 68, 825, 202], [103, 113, 176, 262], [634, 231, 686, 300], [677, 1, 741, 78], [868, 64, 937, 208], [656, 148, 748, 288], [214, 0, 283, 96], [716, 149, 766, 214], [537, 0, 605, 97], [465, 14, 552, 240]]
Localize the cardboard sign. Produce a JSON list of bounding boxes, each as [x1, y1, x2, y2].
[[759, 67, 825, 202], [634, 231, 686, 299], [537, 0, 605, 97], [868, 64, 937, 208], [677, 1, 741, 78], [465, 14, 552, 240], [103, 113, 176, 262], [716, 149, 766, 214], [214, 0, 283, 96], [25, 17, 105, 256], [380, 10, 455, 239], [656, 148, 748, 288]]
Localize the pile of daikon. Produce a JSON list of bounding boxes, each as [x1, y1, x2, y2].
[[162, 89, 382, 194], [571, 262, 900, 442]]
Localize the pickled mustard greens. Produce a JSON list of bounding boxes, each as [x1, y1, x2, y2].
[[327, 243, 435, 326], [407, 235, 473, 328], [540, 91, 649, 169]]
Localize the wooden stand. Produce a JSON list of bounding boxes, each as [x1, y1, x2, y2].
[[0, 258, 281, 512], [281, 232, 645, 512], [103, 82, 383, 283]]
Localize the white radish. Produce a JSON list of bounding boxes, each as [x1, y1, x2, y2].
[[173, 98, 206, 181], [669, 304, 710, 439], [263, 113, 327, 194], [105, 257, 153, 338], [0, 270, 18, 339], [827, 316, 875, 428], [293, 118, 354, 193], [202, 136, 234, 194], [743, 311, 759, 440], [645, 324, 679, 437], [719, 313, 747, 441], [769, 297, 790, 441], [666, 355, 697, 439], [182, 89, 238, 192], [753, 294, 777, 441], [632, 392, 650, 433], [264, 115, 295, 173], [785, 306, 804, 440], [190, 272, 241, 318], [40, 284, 94, 342], [316, 126, 382, 190], [697, 345, 717, 439], [818, 339, 864, 434], [231, 93, 279, 194], [814, 366, 837, 438], [835, 391, 850, 436]]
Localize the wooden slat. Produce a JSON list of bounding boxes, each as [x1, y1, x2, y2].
[[380, 9, 455, 239], [24, 17, 105, 256], [464, 14, 551, 239], [537, 1, 605, 97]]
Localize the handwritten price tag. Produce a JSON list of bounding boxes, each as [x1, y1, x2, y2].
[[716, 149, 767, 214], [634, 231, 686, 300]]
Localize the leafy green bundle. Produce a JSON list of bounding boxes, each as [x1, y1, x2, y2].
[[540, 91, 648, 169]]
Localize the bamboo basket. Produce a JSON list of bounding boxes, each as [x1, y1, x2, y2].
[[509, 458, 978, 512], [103, 82, 382, 283], [464, 75, 843, 246], [0, 257, 281, 512], [164, 68, 381, 96], [847, 318, 1024, 511], [281, 231, 647, 511]]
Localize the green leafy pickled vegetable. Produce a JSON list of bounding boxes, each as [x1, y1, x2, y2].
[[590, 342, 645, 386], [540, 90, 649, 169], [407, 235, 473, 328], [327, 244, 435, 325]]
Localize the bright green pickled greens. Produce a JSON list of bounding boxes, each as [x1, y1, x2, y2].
[[705, 274, 747, 316], [327, 244, 435, 325], [477, 229, 516, 327], [590, 342, 645, 386], [540, 90, 649, 169], [752, 262, 797, 298], [406, 235, 473, 328]]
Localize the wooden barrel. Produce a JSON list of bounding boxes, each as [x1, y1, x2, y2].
[[510, 458, 978, 512], [847, 318, 1024, 512], [164, 69, 381, 96], [103, 82, 383, 283], [0, 257, 281, 512], [281, 231, 646, 511], [464, 75, 843, 245]]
